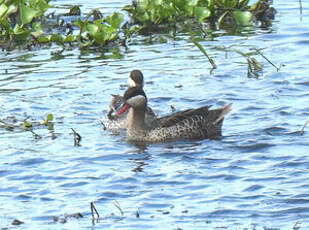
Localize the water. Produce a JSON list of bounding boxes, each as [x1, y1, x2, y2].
[[1, 1, 309, 229]]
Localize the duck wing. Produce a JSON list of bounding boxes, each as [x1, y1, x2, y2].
[[157, 106, 211, 128], [109, 94, 124, 111]]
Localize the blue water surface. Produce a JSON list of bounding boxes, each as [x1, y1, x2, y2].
[[0, 1, 309, 229]]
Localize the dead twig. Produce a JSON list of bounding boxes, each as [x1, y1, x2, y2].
[[136, 210, 140, 218], [71, 128, 82, 146], [12, 219, 24, 225], [299, 0, 303, 16], [113, 200, 123, 216], [99, 120, 106, 130], [293, 220, 301, 230], [254, 49, 280, 71], [30, 130, 42, 139], [90, 202, 100, 221], [299, 121, 309, 136]]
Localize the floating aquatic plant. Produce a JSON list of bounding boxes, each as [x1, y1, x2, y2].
[[41, 113, 53, 125], [74, 12, 124, 47], [0, 0, 276, 51], [123, 0, 274, 30], [0, 0, 51, 47]]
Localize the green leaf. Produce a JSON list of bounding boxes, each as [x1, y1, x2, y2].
[[238, 0, 250, 8], [93, 32, 105, 44], [86, 23, 99, 36], [105, 12, 123, 29], [208, 0, 215, 10], [102, 24, 115, 34], [31, 21, 42, 37], [38, 35, 50, 43], [138, 11, 150, 22], [192, 39, 217, 69], [67, 5, 81, 16], [224, 0, 238, 8], [0, 3, 8, 19], [50, 33, 64, 45], [122, 5, 133, 12], [46, 113, 53, 121], [187, 0, 199, 7], [6, 4, 18, 17], [139, 0, 149, 10], [12, 24, 29, 39], [20, 3, 39, 25], [0, 18, 10, 31], [74, 18, 87, 34], [193, 7, 211, 23], [41, 113, 53, 125], [64, 34, 74, 42], [23, 121, 32, 128], [129, 24, 142, 33], [29, 0, 51, 14], [233, 10, 252, 25]]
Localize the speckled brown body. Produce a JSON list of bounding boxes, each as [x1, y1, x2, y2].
[[126, 104, 232, 142]]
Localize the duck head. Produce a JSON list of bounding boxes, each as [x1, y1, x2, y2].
[[114, 87, 147, 116], [128, 70, 144, 88]]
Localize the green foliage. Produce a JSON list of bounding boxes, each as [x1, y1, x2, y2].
[[0, 0, 125, 49], [19, 3, 39, 25], [194, 7, 211, 23], [0, 0, 51, 45], [232, 10, 252, 25], [124, 0, 259, 29], [0, 0, 275, 51], [74, 12, 124, 47], [124, 0, 213, 25]]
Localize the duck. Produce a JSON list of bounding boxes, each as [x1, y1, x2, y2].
[[103, 70, 157, 131], [114, 87, 232, 142]]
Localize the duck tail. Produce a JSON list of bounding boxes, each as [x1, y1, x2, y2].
[[213, 103, 232, 125]]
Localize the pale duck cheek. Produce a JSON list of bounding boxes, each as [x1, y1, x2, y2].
[[128, 78, 136, 87]]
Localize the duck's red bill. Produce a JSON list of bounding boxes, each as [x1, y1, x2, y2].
[[114, 103, 130, 115]]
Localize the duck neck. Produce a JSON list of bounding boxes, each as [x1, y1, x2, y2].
[[127, 107, 147, 130]]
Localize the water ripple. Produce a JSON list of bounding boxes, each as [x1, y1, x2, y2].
[[0, 1, 309, 229]]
